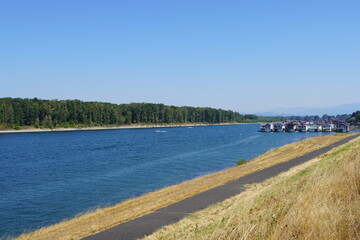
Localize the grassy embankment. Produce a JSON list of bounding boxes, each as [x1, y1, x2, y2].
[[13, 133, 358, 240], [144, 135, 360, 240]]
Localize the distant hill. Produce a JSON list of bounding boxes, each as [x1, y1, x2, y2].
[[256, 103, 360, 117]]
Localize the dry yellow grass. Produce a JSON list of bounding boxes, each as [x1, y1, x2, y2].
[[13, 133, 358, 240], [144, 135, 360, 240]]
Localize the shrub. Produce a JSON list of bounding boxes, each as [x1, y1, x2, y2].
[[236, 159, 247, 166]]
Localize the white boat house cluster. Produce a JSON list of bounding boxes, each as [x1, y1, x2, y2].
[[259, 120, 350, 133]]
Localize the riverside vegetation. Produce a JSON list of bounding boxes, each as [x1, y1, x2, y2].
[[12, 133, 358, 240], [0, 98, 285, 130]]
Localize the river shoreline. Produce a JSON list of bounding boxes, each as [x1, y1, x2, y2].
[[0, 122, 246, 134], [12, 133, 359, 240]]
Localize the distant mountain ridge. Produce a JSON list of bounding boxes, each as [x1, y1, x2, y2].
[[256, 103, 360, 117]]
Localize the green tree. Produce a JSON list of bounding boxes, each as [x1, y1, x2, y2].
[[34, 118, 40, 128], [43, 115, 53, 129]]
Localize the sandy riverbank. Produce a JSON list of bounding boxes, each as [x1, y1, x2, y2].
[[0, 123, 245, 134]]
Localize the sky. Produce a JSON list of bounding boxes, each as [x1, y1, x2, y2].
[[1, 0, 359, 113]]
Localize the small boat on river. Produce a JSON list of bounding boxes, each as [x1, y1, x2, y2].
[[308, 124, 322, 132], [323, 124, 335, 132], [273, 122, 285, 132], [285, 122, 299, 132], [335, 123, 350, 132], [259, 123, 274, 132], [300, 124, 309, 132]]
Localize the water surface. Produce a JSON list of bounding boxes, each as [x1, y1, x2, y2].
[[0, 124, 330, 238]]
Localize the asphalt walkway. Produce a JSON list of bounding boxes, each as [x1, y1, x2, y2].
[[83, 134, 359, 240]]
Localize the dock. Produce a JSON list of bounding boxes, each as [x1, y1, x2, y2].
[[259, 120, 351, 133]]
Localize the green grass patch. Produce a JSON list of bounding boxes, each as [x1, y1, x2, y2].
[[236, 159, 247, 166]]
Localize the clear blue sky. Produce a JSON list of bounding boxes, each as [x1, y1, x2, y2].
[[1, 0, 359, 113]]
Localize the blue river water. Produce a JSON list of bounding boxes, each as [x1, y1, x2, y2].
[[0, 124, 331, 238]]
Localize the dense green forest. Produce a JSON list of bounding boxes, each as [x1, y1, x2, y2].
[[0, 98, 285, 130], [348, 111, 360, 124], [287, 114, 351, 122], [287, 113, 360, 124]]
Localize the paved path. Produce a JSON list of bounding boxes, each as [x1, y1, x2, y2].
[[83, 134, 359, 240]]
